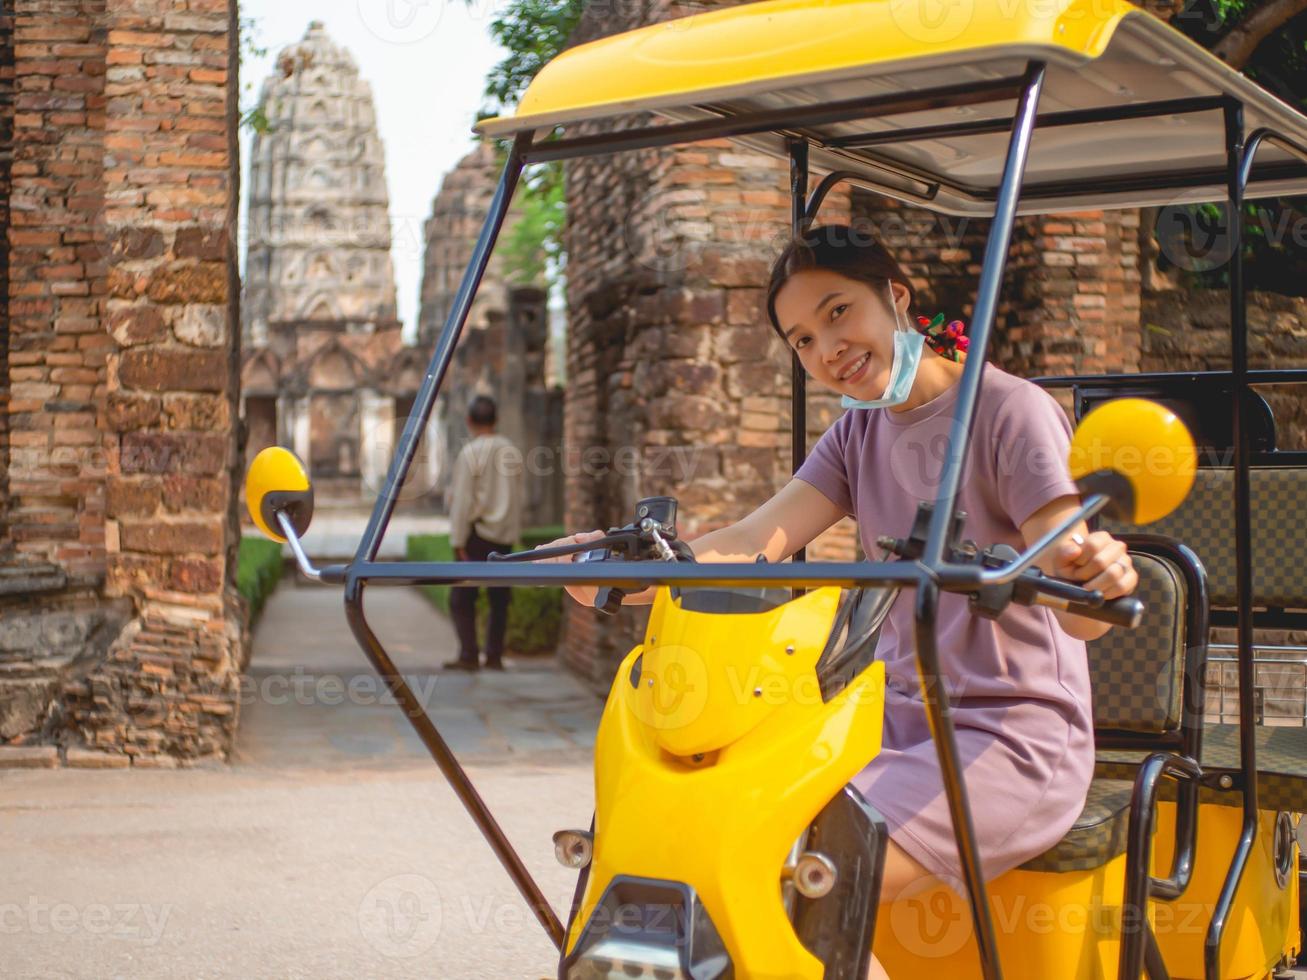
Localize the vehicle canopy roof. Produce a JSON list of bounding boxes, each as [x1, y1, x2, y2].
[[477, 0, 1307, 215]]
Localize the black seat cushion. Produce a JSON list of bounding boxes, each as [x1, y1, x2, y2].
[[1019, 777, 1135, 873]]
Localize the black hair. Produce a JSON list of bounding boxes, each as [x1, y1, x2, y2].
[[766, 223, 918, 340], [468, 395, 497, 427]]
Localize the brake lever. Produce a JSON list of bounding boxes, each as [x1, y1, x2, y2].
[[972, 545, 1144, 628], [488, 530, 640, 563]]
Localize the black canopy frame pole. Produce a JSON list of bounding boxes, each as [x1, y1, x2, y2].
[[339, 135, 570, 953], [1200, 111, 1307, 980], [1204, 101, 1250, 980], [788, 137, 809, 564], [911, 61, 1045, 980], [354, 133, 532, 563]]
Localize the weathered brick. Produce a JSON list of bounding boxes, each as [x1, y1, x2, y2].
[[0, 746, 59, 769], [119, 347, 226, 392], [145, 262, 227, 303], [169, 557, 223, 593], [173, 226, 227, 261], [174, 303, 227, 346], [66, 749, 131, 769], [106, 392, 162, 430], [161, 475, 226, 513], [120, 432, 228, 476], [111, 226, 165, 260], [162, 393, 229, 431], [107, 305, 167, 345], [106, 477, 162, 517], [119, 519, 222, 556], [107, 553, 172, 594]]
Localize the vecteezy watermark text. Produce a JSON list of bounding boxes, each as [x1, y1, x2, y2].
[[0, 898, 172, 946]]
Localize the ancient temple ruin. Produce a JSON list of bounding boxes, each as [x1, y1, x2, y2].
[[418, 142, 563, 529], [241, 22, 427, 505]]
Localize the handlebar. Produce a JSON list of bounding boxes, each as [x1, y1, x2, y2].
[[482, 493, 1146, 629], [1028, 580, 1145, 629]]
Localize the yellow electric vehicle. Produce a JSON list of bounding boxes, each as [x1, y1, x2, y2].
[[243, 1, 1307, 977]]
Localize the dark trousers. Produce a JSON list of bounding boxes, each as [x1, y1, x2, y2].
[[450, 530, 511, 664]]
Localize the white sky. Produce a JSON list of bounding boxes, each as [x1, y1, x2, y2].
[[237, 0, 507, 342]]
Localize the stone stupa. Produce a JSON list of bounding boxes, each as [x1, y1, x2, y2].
[[240, 22, 427, 505]]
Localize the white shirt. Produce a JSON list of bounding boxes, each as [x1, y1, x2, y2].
[[446, 432, 523, 548]]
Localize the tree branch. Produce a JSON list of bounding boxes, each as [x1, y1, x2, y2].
[[1212, 0, 1307, 68]]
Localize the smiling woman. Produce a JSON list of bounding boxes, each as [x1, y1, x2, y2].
[[543, 224, 1142, 940]]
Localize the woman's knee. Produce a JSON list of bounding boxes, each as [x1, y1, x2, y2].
[[879, 839, 938, 902]]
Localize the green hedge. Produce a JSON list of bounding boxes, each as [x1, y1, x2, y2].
[[408, 525, 566, 655], [237, 536, 285, 627]]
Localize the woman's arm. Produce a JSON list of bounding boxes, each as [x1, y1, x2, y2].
[[543, 479, 846, 607], [1020, 495, 1139, 641], [689, 478, 846, 563]]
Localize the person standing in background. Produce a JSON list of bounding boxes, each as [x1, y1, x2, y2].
[[444, 395, 523, 671]]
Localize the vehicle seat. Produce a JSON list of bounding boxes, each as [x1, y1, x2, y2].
[[1019, 541, 1203, 873], [1019, 777, 1134, 872]]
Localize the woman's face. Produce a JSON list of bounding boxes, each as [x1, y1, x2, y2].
[[773, 268, 912, 399]]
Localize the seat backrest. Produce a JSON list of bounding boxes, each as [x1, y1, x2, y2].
[[1087, 549, 1191, 735], [1102, 467, 1307, 610]]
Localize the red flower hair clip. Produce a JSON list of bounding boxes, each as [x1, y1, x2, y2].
[[916, 313, 969, 363]]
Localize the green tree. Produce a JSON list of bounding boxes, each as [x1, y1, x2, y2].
[[474, 0, 585, 289], [237, 12, 271, 134]]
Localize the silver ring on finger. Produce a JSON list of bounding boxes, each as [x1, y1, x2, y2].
[[1115, 556, 1131, 573]]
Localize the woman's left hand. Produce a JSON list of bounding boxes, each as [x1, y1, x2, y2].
[[1052, 530, 1138, 600]]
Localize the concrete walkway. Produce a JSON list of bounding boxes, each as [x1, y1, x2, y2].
[[0, 580, 603, 979], [238, 581, 600, 768]]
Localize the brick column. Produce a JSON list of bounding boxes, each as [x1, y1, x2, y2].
[[560, 2, 856, 688], [3, 0, 244, 764], [0, 10, 12, 552]]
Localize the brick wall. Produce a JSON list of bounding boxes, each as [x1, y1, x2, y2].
[[1, 0, 243, 766], [850, 195, 1141, 378], [0, 10, 12, 551], [1141, 289, 1307, 450]]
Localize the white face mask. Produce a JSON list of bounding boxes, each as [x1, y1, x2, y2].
[[840, 281, 925, 410]]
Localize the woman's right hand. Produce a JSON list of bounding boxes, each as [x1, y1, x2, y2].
[[534, 529, 607, 606]]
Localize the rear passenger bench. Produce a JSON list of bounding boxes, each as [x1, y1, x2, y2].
[[1025, 375, 1307, 874], [1099, 463, 1307, 811]]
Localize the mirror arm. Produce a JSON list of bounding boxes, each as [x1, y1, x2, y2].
[[977, 493, 1108, 586], [277, 509, 325, 582]]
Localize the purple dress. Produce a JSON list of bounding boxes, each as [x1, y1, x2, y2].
[[796, 364, 1094, 883]]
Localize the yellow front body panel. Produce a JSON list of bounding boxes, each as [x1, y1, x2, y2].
[[480, 0, 1135, 137], [566, 586, 886, 978], [563, 585, 1302, 978]]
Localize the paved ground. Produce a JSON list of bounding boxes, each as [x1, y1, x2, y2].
[[0, 581, 601, 979]]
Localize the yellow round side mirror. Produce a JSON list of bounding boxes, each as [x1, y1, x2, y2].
[[245, 447, 314, 542], [1068, 398, 1196, 525]]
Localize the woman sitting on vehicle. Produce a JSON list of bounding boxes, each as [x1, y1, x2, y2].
[[548, 224, 1138, 976]]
